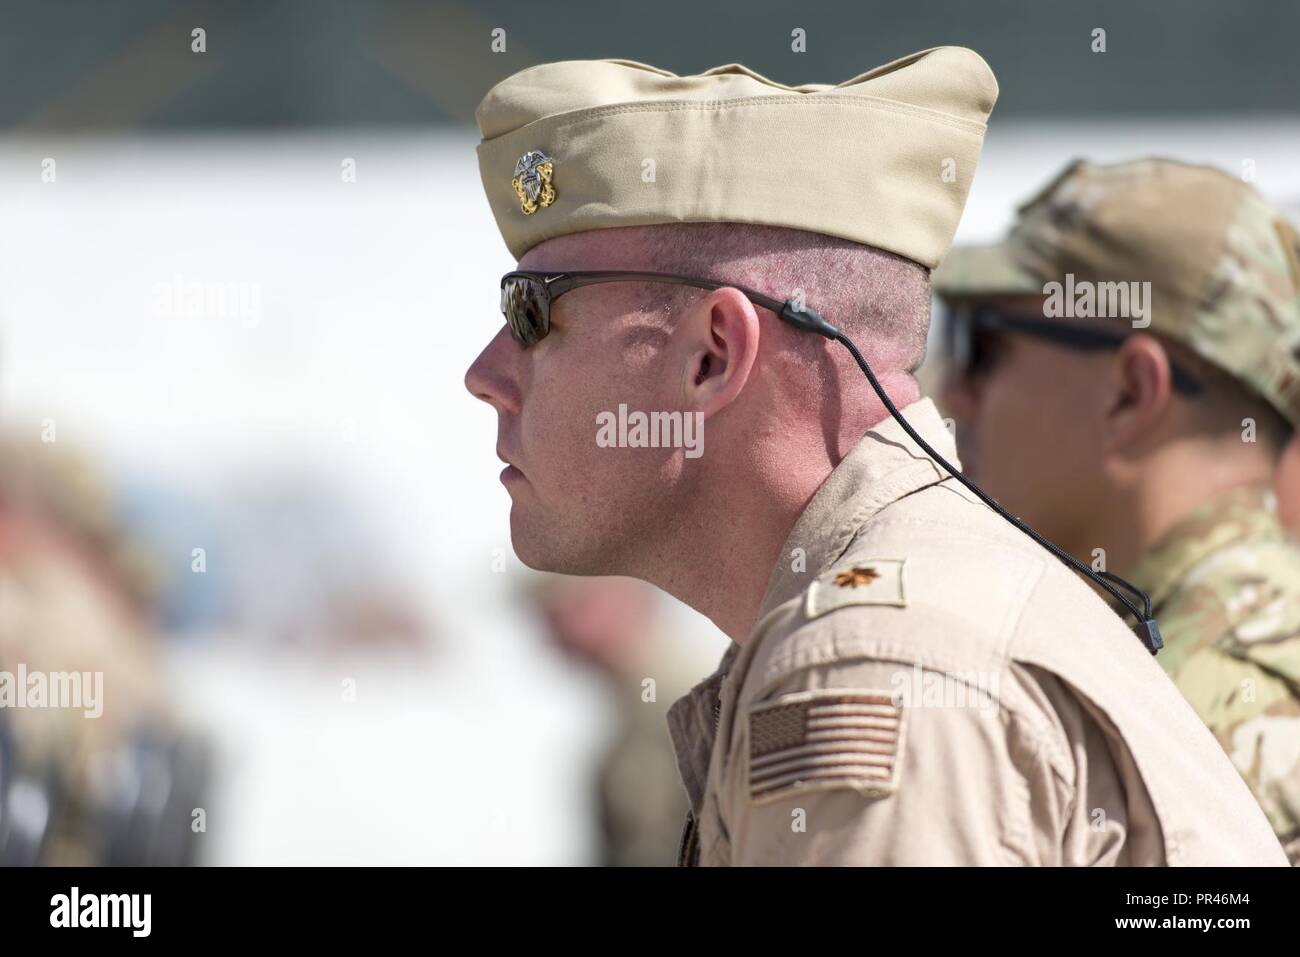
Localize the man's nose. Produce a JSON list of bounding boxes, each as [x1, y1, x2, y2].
[[464, 326, 523, 414]]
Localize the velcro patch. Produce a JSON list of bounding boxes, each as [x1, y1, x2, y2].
[[747, 689, 904, 805], [806, 558, 907, 619]]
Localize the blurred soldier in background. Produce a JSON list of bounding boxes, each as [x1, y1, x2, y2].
[[934, 158, 1300, 862], [0, 435, 209, 864], [1277, 434, 1300, 533], [1271, 204, 1300, 535], [532, 575, 695, 866]]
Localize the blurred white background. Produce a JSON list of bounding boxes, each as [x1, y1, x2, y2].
[[1, 118, 1295, 863], [0, 130, 729, 863]]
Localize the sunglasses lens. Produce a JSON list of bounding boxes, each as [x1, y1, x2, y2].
[[501, 276, 548, 347], [944, 311, 975, 372], [944, 310, 999, 380]]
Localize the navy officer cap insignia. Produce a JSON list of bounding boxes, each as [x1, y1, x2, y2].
[[512, 149, 556, 215]]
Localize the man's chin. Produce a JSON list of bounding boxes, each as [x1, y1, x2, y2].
[[510, 537, 551, 573], [509, 511, 618, 577], [508, 510, 563, 573]]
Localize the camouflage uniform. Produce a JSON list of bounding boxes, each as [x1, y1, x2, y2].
[[934, 159, 1300, 860], [1127, 484, 1300, 863]]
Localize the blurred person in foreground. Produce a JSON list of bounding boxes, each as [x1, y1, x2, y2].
[[934, 157, 1300, 862], [532, 575, 696, 866], [0, 436, 208, 864], [464, 50, 1285, 864]]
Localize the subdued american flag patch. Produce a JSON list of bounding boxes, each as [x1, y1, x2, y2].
[[747, 689, 904, 805]]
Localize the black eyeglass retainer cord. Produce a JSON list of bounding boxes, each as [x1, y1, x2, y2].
[[779, 300, 1163, 655]]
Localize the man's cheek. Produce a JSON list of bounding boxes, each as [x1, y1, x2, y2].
[[974, 380, 1032, 485], [549, 405, 611, 482]]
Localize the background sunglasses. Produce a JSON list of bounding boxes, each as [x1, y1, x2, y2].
[[943, 305, 1203, 395]]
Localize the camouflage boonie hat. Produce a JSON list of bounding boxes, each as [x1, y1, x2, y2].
[[933, 158, 1300, 425]]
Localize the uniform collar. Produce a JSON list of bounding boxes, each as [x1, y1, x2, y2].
[[665, 641, 740, 817], [1127, 483, 1287, 614], [666, 397, 956, 815]]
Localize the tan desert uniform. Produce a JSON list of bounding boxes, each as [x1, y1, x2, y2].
[[473, 51, 1286, 865], [670, 401, 1286, 865]]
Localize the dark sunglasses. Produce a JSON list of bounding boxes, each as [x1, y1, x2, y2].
[[500, 270, 795, 348], [942, 305, 1203, 395]]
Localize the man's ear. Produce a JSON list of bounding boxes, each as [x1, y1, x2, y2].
[[1104, 333, 1176, 450], [680, 287, 762, 417]]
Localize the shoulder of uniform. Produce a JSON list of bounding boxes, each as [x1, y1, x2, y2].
[[1161, 538, 1300, 648], [749, 519, 1142, 698], [1199, 536, 1300, 589], [804, 557, 910, 619], [743, 553, 1005, 702]]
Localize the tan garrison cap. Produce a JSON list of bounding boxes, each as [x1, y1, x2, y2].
[[475, 48, 998, 267], [934, 158, 1300, 425]]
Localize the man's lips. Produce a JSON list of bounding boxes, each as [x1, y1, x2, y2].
[[496, 448, 525, 482]]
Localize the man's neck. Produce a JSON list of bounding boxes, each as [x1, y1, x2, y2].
[[648, 492, 797, 643], [1102, 441, 1276, 580], [640, 381, 912, 644]]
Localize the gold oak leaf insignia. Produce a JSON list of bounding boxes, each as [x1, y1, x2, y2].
[[833, 566, 880, 588]]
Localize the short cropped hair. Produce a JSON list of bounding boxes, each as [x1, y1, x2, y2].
[[633, 222, 932, 373]]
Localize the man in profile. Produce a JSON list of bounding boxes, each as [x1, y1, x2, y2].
[[465, 53, 1286, 864]]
